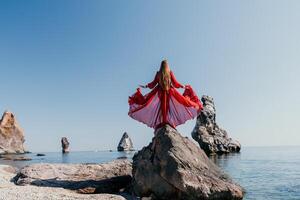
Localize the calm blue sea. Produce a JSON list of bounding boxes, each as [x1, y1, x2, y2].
[[1, 146, 299, 200]]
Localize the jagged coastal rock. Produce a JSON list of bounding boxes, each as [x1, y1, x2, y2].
[[192, 95, 241, 154], [0, 111, 26, 154], [61, 137, 70, 153], [14, 160, 132, 194], [117, 132, 134, 151], [132, 125, 244, 200]]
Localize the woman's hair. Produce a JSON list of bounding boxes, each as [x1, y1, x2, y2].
[[159, 60, 171, 90]]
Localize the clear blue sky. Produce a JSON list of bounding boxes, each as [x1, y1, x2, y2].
[[1, 1, 300, 152]]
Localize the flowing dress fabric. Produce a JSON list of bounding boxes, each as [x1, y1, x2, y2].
[[128, 71, 203, 129]]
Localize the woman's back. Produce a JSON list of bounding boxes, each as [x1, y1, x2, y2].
[[128, 60, 202, 129]]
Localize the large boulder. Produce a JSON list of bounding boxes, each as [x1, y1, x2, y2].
[[0, 164, 133, 200], [117, 132, 134, 151], [192, 95, 241, 154], [0, 165, 17, 188], [14, 160, 132, 194], [0, 111, 26, 154], [132, 125, 244, 200], [61, 137, 70, 153]]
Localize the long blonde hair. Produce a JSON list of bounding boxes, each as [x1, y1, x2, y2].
[[159, 60, 171, 90]]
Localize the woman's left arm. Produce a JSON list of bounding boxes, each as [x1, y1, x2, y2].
[[171, 71, 184, 88]]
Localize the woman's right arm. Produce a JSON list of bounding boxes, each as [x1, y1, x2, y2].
[[171, 71, 184, 88]]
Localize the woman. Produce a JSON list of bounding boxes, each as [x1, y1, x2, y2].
[[128, 60, 203, 130]]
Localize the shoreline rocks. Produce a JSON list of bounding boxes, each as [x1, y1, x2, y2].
[[117, 132, 134, 151], [0, 111, 26, 154], [14, 160, 132, 194], [0, 155, 32, 161], [0, 108, 244, 199], [0, 144, 244, 200], [132, 125, 244, 200], [192, 95, 241, 155], [0, 164, 132, 200]]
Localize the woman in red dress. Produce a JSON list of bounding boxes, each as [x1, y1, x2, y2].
[[128, 60, 203, 130]]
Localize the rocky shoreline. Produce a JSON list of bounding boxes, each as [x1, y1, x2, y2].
[[0, 165, 133, 200], [0, 125, 244, 200], [13, 160, 132, 194]]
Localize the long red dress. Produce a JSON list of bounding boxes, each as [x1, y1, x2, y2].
[[128, 71, 203, 129]]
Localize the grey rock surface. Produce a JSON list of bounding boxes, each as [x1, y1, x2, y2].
[[132, 125, 244, 200], [192, 95, 241, 154], [117, 132, 134, 151], [0, 164, 134, 200], [0, 111, 26, 154], [14, 160, 132, 194]]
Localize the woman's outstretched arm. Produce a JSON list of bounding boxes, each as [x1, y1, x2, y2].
[[145, 72, 158, 89], [171, 71, 184, 88]]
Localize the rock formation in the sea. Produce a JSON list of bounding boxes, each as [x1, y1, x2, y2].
[[14, 160, 132, 194], [192, 95, 241, 155], [61, 137, 70, 153], [132, 125, 244, 200], [0, 111, 26, 154], [117, 132, 134, 151]]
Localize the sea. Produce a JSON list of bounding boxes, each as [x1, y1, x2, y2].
[[1, 146, 299, 200]]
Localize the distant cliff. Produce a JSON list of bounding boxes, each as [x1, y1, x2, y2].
[[0, 111, 26, 154]]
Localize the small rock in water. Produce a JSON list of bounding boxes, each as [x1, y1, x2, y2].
[[36, 153, 45, 156], [132, 125, 244, 200], [61, 137, 70, 153], [192, 95, 241, 154], [0, 155, 13, 160], [117, 156, 127, 159], [13, 156, 32, 161], [117, 132, 134, 151], [0, 154, 31, 161]]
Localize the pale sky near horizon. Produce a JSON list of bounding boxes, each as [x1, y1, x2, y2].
[[1, 0, 300, 152]]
